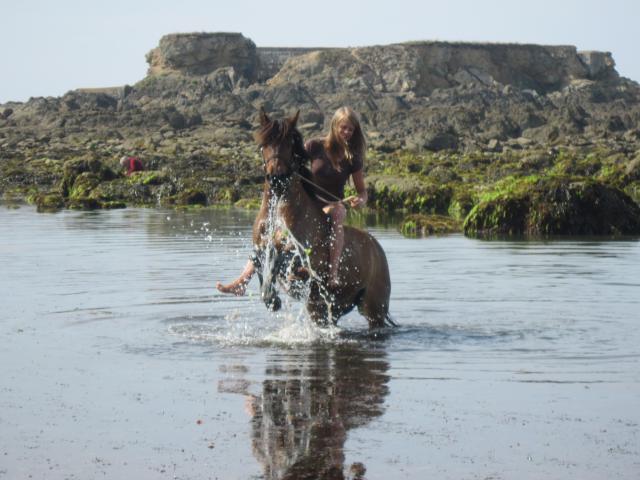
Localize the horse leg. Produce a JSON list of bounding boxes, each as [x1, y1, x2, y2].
[[260, 245, 283, 311], [357, 298, 386, 328], [306, 281, 332, 326], [357, 278, 392, 329]]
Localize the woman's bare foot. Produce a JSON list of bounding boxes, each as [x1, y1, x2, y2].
[[216, 280, 248, 296]]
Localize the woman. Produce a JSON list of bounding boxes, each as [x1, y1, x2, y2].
[[304, 106, 368, 287], [216, 106, 368, 294]]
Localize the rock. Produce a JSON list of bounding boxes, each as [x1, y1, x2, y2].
[[33, 192, 65, 213], [464, 177, 640, 237], [519, 153, 553, 169], [367, 175, 453, 213], [487, 139, 502, 152], [163, 107, 187, 130], [3, 33, 640, 157], [427, 165, 460, 183], [411, 129, 459, 152], [3, 32, 640, 214], [427, 131, 459, 151], [623, 129, 640, 142], [448, 191, 475, 220], [577, 51, 617, 80], [400, 214, 461, 237], [515, 137, 533, 147], [67, 197, 103, 210], [606, 115, 626, 132], [146, 32, 258, 80], [268, 49, 377, 95], [211, 127, 251, 146], [173, 188, 208, 206], [60, 157, 117, 197], [626, 155, 640, 180], [69, 172, 102, 200]]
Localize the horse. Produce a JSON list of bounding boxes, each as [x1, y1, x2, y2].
[[251, 109, 394, 328]]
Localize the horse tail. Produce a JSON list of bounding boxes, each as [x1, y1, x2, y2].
[[384, 312, 398, 328]]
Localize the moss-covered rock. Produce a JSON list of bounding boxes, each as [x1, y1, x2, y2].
[[60, 157, 117, 197], [234, 197, 261, 209], [100, 201, 127, 209], [624, 181, 640, 205], [32, 192, 65, 213], [67, 197, 103, 210], [367, 175, 453, 214], [68, 172, 102, 200], [128, 169, 168, 186], [448, 189, 476, 220], [400, 214, 462, 237], [464, 176, 640, 237], [161, 188, 208, 206]]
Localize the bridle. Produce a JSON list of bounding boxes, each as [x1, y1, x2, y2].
[[260, 137, 302, 192], [260, 137, 345, 204]]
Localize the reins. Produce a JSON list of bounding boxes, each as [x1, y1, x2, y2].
[[261, 144, 348, 205], [293, 171, 348, 205]]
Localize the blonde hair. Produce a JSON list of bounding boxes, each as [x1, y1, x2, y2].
[[324, 106, 366, 171]]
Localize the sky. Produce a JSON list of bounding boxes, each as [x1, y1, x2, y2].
[[1, 0, 638, 103]]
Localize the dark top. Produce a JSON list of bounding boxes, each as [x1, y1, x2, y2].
[[305, 138, 363, 204]]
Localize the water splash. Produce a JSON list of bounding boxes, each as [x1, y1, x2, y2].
[[260, 195, 336, 323], [168, 303, 346, 348]]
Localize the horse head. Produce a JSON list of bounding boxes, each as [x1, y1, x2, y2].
[[254, 109, 309, 311], [257, 108, 307, 196]]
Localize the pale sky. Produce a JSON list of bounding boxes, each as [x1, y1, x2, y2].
[[1, 0, 638, 103]]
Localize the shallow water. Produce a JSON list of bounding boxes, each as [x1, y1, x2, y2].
[[1, 205, 639, 479]]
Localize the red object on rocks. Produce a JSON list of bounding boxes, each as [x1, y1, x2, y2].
[[121, 156, 144, 175]]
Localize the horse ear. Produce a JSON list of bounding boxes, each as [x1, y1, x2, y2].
[[288, 110, 300, 128], [259, 107, 270, 126]]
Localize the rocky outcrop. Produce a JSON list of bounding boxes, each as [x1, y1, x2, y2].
[[146, 32, 259, 80], [2, 32, 637, 154], [271, 42, 617, 97], [2, 32, 640, 221], [463, 177, 640, 237]]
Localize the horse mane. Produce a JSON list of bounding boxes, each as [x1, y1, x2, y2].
[[255, 118, 307, 160], [256, 117, 318, 201]]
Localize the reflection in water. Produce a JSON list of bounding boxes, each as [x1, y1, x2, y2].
[[248, 344, 389, 480]]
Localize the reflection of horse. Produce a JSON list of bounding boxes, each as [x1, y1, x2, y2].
[[248, 344, 390, 479], [253, 109, 393, 328]]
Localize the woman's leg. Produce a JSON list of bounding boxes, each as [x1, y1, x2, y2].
[[216, 260, 255, 296], [323, 202, 347, 287]]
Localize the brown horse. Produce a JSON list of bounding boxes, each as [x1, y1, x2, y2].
[[252, 109, 394, 328]]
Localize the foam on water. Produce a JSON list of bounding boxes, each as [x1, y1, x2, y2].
[[167, 299, 346, 348]]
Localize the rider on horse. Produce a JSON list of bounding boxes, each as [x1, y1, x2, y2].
[[216, 107, 369, 294]]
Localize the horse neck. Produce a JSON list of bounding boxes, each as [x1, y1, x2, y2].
[[276, 176, 325, 241]]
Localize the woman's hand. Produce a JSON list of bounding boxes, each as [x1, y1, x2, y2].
[[349, 170, 368, 209], [344, 195, 366, 209]]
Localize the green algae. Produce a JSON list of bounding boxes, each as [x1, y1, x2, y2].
[[2, 140, 639, 234], [464, 176, 640, 237], [399, 214, 462, 237]]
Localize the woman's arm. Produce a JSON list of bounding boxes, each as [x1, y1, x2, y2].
[[346, 169, 368, 208]]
